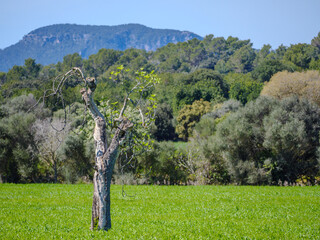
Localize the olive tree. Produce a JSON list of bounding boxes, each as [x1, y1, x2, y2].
[[33, 118, 70, 183], [0, 94, 50, 183], [213, 96, 320, 185], [36, 67, 159, 231]]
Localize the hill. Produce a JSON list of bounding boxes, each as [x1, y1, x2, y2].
[[0, 23, 202, 71]]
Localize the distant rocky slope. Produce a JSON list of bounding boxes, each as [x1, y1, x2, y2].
[[0, 23, 202, 71]]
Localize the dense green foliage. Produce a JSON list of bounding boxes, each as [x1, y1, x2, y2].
[[150, 103, 176, 141], [176, 99, 211, 140], [0, 184, 319, 239], [1, 31, 320, 185], [212, 97, 320, 185]]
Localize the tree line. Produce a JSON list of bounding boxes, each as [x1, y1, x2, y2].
[[1, 32, 320, 185]]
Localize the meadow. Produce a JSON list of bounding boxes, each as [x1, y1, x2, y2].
[[0, 184, 319, 239]]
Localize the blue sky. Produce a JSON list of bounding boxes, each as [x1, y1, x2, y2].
[[1, 0, 320, 50]]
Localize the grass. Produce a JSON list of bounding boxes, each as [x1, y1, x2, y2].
[[0, 184, 319, 239], [172, 141, 188, 150]]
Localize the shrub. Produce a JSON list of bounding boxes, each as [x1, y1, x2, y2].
[[261, 70, 320, 106], [176, 99, 211, 140], [212, 96, 320, 185]]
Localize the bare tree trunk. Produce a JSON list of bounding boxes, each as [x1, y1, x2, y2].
[[31, 67, 157, 231], [81, 78, 133, 231]]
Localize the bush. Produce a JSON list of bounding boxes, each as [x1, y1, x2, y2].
[[261, 70, 320, 106], [194, 99, 242, 137], [137, 141, 187, 185], [176, 99, 211, 140], [212, 96, 320, 185]]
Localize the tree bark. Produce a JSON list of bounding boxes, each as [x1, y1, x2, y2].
[[81, 78, 133, 231], [91, 118, 133, 230]]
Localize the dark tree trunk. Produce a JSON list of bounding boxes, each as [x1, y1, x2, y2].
[[53, 161, 58, 183]]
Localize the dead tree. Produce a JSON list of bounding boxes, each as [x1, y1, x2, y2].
[[34, 67, 159, 231], [81, 77, 135, 230]]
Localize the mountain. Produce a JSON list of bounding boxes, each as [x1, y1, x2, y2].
[[0, 24, 203, 72]]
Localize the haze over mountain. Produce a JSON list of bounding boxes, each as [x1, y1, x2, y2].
[[0, 24, 202, 72]]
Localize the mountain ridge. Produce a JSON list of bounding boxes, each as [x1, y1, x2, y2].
[[0, 23, 203, 71]]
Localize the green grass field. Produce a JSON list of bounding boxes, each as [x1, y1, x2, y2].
[[0, 184, 319, 239]]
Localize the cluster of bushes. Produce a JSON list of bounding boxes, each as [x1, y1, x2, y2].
[[0, 95, 94, 183], [1, 92, 320, 185], [1, 32, 320, 185], [130, 96, 320, 186]]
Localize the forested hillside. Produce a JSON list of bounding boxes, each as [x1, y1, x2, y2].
[[1, 31, 320, 185], [0, 24, 202, 71]]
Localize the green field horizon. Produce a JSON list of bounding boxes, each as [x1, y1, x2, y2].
[[0, 184, 319, 239]]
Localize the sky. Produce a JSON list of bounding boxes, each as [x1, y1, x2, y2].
[[1, 0, 320, 50]]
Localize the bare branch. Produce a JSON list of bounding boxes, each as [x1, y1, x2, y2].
[[138, 108, 145, 127], [28, 67, 89, 133], [118, 96, 128, 120]]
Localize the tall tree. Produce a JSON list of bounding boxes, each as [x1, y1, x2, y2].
[[226, 45, 256, 73], [283, 43, 319, 69], [36, 67, 159, 231], [253, 44, 271, 67], [311, 32, 320, 50], [6, 65, 26, 82], [251, 59, 295, 82], [24, 58, 41, 78], [62, 53, 83, 72]]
